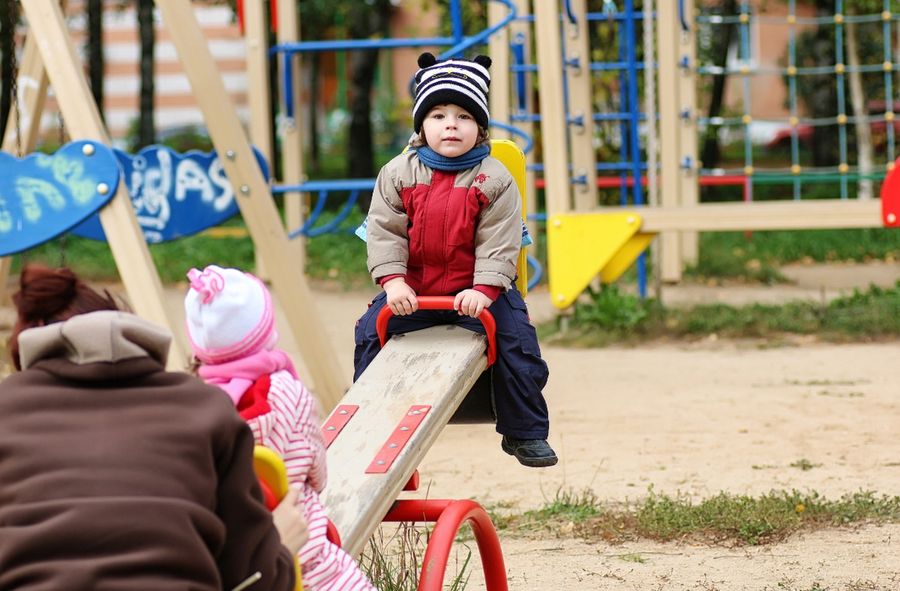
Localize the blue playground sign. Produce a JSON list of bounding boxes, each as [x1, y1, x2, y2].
[[73, 145, 270, 243], [0, 141, 119, 257]]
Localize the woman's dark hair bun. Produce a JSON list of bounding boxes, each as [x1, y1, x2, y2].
[[14, 265, 78, 321]]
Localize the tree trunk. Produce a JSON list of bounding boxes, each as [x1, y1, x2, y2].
[[137, 0, 156, 150], [845, 20, 873, 200], [0, 0, 15, 143], [345, 2, 392, 213], [87, 0, 104, 122], [700, 0, 737, 172], [347, 48, 378, 210]]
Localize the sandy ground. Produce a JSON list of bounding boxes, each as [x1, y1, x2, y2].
[[2, 262, 899, 590], [264, 265, 900, 591]]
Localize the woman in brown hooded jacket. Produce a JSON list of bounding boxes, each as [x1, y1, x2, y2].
[[0, 264, 304, 591]]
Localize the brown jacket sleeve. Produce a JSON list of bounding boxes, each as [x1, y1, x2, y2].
[[215, 417, 296, 591]]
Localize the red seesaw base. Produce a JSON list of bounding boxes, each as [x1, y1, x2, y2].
[[383, 498, 508, 591]]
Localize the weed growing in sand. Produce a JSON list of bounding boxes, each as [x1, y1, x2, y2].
[[359, 523, 471, 591], [500, 488, 900, 546], [789, 459, 822, 471]]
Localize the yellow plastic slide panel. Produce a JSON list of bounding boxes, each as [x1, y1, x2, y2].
[[547, 212, 647, 309]]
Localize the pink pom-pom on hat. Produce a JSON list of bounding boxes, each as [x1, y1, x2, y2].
[[184, 265, 275, 364]]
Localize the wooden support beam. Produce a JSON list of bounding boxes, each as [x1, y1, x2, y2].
[[244, 0, 275, 280], [276, 0, 307, 268], [677, 0, 699, 266], [488, 1, 511, 141], [320, 326, 487, 558], [534, 0, 572, 216], [512, 0, 539, 253], [22, 0, 189, 369], [155, 0, 348, 409], [612, 199, 883, 232], [565, 0, 598, 211], [656, 3, 684, 282], [1, 34, 51, 304]]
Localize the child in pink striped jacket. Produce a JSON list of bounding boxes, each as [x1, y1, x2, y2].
[[184, 265, 374, 591]]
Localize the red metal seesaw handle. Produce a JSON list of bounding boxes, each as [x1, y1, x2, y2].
[[375, 295, 497, 367]]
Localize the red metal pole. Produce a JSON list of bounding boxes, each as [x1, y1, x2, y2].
[[382, 499, 508, 590]]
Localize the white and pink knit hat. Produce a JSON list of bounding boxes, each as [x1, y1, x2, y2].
[[184, 265, 275, 364]]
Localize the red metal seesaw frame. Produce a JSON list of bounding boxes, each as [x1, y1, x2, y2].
[[383, 497, 508, 591]]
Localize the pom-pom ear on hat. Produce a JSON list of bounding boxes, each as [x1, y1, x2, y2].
[[418, 52, 437, 69], [412, 52, 492, 133], [184, 265, 275, 364]]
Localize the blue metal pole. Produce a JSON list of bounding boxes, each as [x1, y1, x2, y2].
[[450, 0, 465, 53]]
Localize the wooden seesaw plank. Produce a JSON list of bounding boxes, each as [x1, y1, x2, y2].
[[319, 325, 488, 558]]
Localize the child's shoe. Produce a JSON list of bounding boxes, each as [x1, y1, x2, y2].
[[501, 436, 558, 468]]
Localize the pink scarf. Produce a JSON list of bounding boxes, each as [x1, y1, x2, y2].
[[198, 348, 298, 405]]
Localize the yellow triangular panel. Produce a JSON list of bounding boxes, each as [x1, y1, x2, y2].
[[547, 212, 646, 309], [600, 232, 656, 283]]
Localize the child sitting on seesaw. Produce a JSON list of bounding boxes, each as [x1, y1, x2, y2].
[[353, 52, 557, 468], [185, 265, 375, 591]]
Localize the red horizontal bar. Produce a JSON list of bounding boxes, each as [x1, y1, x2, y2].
[[534, 175, 747, 189]]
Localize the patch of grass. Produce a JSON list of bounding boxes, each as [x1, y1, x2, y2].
[[522, 488, 603, 523], [539, 281, 900, 345], [12, 211, 370, 287], [501, 488, 900, 547], [360, 523, 471, 591], [686, 229, 900, 283]]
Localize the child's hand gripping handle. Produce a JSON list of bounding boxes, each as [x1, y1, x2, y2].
[[252, 446, 304, 591], [375, 295, 497, 366]]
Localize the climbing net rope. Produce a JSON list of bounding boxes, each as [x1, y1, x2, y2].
[[696, 0, 897, 200]]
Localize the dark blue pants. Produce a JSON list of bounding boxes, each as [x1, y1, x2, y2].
[[353, 287, 550, 439]]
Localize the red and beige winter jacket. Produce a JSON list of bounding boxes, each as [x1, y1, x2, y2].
[[366, 150, 521, 296]]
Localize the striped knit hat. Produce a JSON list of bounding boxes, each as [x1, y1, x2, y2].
[[412, 52, 492, 133]]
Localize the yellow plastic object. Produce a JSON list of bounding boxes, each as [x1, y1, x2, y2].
[[253, 446, 290, 500], [546, 212, 655, 309], [489, 139, 529, 297], [253, 446, 303, 591]]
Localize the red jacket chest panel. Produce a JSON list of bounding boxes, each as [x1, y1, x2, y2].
[[400, 171, 489, 294]]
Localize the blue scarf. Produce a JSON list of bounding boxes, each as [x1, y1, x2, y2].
[[414, 144, 491, 171]]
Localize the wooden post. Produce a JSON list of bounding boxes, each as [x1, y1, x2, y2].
[[512, 0, 538, 255], [155, 0, 348, 409], [565, 0, 598, 212], [655, 4, 683, 282], [276, 0, 307, 268], [534, 0, 572, 216], [1, 35, 51, 303], [488, 1, 510, 141], [677, 0, 699, 267], [244, 0, 275, 280], [21, 0, 190, 368]]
